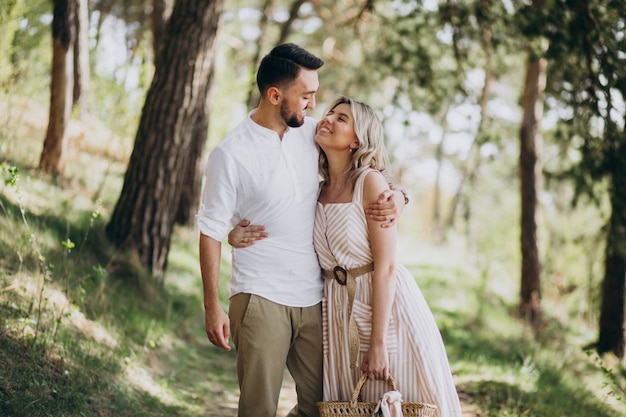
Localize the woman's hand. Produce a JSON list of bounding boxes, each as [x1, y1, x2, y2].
[[228, 219, 268, 248], [361, 342, 389, 381]]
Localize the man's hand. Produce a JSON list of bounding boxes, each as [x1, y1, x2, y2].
[[228, 219, 268, 248], [364, 189, 405, 228], [205, 304, 232, 351]]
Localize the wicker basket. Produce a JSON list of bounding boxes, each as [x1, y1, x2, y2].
[[317, 373, 437, 417]]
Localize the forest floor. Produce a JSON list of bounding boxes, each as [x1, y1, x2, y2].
[[1, 95, 625, 417]]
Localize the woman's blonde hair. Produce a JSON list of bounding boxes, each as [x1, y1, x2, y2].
[[318, 96, 390, 187]]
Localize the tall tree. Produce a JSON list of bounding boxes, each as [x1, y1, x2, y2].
[[518, 0, 546, 332], [445, 0, 497, 242], [544, 0, 626, 356], [106, 0, 224, 278], [175, 61, 217, 226], [151, 0, 173, 60], [72, 0, 89, 114], [40, 0, 76, 175], [598, 151, 626, 357], [149, 0, 206, 227], [518, 51, 545, 331]]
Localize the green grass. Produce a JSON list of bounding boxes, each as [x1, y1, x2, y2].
[[1, 95, 626, 417]]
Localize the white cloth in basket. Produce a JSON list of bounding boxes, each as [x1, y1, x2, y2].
[[373, 390, 403, 417]]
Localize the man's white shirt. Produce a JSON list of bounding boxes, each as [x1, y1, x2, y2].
[[197, 113, 323, 307]]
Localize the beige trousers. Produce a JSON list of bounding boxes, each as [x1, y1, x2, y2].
[[229, 293, 323, 417]]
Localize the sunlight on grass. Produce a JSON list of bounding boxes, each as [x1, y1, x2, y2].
[[4, 274, 120, 348], [2, 94, 626, 417], [124, 361, 185, 407]]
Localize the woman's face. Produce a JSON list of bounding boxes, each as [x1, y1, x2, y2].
[[315, 103, 359, 153]]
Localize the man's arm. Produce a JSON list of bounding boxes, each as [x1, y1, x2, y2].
[[227, 219, 268, 247], [199, 233, 231, 351], [364, 187, 409, 228]]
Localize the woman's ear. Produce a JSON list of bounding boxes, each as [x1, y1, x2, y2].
[[350, 141, 360, 150]]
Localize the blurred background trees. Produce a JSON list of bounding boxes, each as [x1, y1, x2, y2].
[[1, 0, 625, 357]]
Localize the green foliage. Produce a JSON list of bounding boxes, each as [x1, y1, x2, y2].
[[0, 95, 238, 416], [2, 0, 51, 98], [1, 96, 626, 416], [542, 0, 626, 202], [401, 244, 626, 417], [88, 72, 144, 140], [1, 0, 626, 415], [0, 0, 25, 86]]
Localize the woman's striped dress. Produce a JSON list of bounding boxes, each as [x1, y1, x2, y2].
[[313, 169, 462, 417]]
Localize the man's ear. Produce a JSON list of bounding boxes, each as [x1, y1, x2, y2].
[[266, 86, 281, 105]]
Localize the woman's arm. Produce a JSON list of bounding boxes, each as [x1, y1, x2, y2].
[[361, 170, 397, 381]]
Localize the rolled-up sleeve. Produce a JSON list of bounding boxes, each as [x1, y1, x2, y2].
[[197, 146, 237, 242]]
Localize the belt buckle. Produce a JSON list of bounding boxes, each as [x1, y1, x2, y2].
[[333, 266, 347, 285]]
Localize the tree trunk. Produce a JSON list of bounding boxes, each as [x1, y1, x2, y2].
[[275, 0, 306, 45], [151, 0, 174, 62], [73, 0, 89, 115], [93, 0, 115, 50], [432, 112, 448, 244], [519, 52, 546, 332], [175, 60, 216, 226], [40, 0, 76, 175], [597, 146, 626, 358], [106, 0, 224, 279], [152, 0, 203, 227]]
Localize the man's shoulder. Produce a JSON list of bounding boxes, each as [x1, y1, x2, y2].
[[290, 116, 317, 141], [302, 116, 318, 131], [214, 121, 251, 150]]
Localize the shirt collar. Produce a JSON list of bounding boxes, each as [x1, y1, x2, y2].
[[246, 109, 292, 141]]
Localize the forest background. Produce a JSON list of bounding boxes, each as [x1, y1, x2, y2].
[[1, 0, 626, 416]]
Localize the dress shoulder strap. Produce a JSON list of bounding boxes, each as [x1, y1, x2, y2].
[[352, 168, 378, 205]]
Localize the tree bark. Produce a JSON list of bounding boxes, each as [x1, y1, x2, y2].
[[73, 0, 89, 115], [152, 0, 206, 227], [432, 112, 448, 244], [40, 0, 76, 175], [597, 144, 626, 358], [175, 64, 216, 226], [151, 0, 174, 62], [106, 0, 224, 278], [519, 53, 545, 332]]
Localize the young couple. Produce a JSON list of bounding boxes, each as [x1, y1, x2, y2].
[[197, 43, 462, 417]]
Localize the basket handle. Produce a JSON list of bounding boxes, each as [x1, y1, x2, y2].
[[350, 373, 400, 408]]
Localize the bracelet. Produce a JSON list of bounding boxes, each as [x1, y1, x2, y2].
[[398, 188, 409, 205]]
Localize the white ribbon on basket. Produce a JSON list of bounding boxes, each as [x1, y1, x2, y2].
[[373, 390, 404, 417]]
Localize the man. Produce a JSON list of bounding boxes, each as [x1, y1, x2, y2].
[[197, 43, 404, 417]]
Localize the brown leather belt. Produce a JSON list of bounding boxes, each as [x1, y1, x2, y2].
[[322, 262, 374, 369], [322, 262, 375, 285]]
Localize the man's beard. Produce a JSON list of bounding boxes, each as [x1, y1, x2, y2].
[[281, 100, 305, 128]]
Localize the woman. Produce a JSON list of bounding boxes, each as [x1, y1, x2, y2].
[[313, 96, 461, 417]]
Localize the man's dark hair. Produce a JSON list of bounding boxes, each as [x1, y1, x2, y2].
[[256, 43, 324, 95]]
